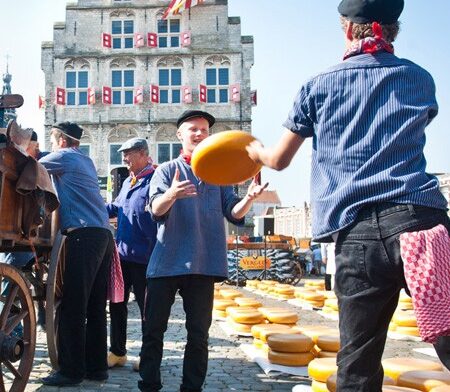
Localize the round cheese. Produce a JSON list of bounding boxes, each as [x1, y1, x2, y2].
[[212, 309, 227, 319], [308, 357, 338, 383], [234, 297, 263, 308], [251, 323, 293, 340], [213, 299, 236, 311], [219, 289, 243, 300], [268, 349, 315, 367], [327, 373, 395, 392], [228, 308, 264, 324], [318, 350, 338, 358], [316, 334, 340, 352], [395, 326, 420, 336], [397, 370, 450, 391], [382, 358, 443, 382], [393, 311, 417, 327], [311, 380, 329, 392], [383, 387, 424, 392], [226, 317, 252, 333], [429, 386, 450, 392], [267, 333, 314, 353], [324, 298, 339, 311], [265, 310, 299, 324], [303, 292, 325, 301], [294, 326, 339, 344]]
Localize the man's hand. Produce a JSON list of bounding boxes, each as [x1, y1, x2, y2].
[[166, 168, 198, 200], [244, 179, 269, 201]]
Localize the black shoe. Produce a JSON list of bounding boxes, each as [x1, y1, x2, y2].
[[86, 371, 108, 381], [41, 372, 83, 386]]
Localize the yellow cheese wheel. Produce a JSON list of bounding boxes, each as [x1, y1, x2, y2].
[[225, 306, 242, 316], [311, 380, 329, 392], [308, 357, 338, 383], [399, 291, 412, 303], [316, 334, 340, 352], [228, 308, 264, 324], [294, 326, 339, 344], [383, 387, 423, 392], [277, 293, 296, 300], [396, 326, 420, 336], [327, 373, 395, 392], [268, 349, 315, 367], [234, 297, 263, 308], [219, 289, 243, 299], [259, 327, 299, 343], [318, 350, 338, 358], [213, 299, 236, 311], [267, 333, 314, 353], [226, 317, 253, 333], [258, 307, 290, 317], [306, 300, 325, 308], [382, 358, 443, 382], [324, 298, 339, 311], [275, 287, 295, 295], [265, 310, 299, 324], [253, 338, 265, 350], [212, 309, 227, 319], [303, 292, 325, 301], [389, 322, 398, 331], [429, 386, 450, 392], [251, 323, 293, 340], [397, 370, 450, 391], [393, 311, 418, 327], [246, 280, 259, 288]]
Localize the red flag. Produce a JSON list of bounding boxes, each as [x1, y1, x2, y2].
[[163, 0, 204, 19], [38, 95, 45, 110], [251, 90, 257, 106], [55, 87, 66, 105]]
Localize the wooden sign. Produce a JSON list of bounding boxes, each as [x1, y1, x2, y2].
[[0, 94, 24, 109], [239, 256, 271, 270]]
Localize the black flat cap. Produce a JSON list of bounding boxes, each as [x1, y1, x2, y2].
[[118, 137, 148, 152], [52, 121, 83, 140], [338, 0, 404, 24], [177, 110, 215, 128]]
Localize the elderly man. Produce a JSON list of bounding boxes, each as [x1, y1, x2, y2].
[[40, 121, 114, 386], [106, 137, 157, 371]]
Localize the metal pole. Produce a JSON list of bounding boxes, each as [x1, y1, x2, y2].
[[234, 229, 239, 287]]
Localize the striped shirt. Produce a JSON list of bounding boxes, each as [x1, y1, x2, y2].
[[283, 52, 448, 241]]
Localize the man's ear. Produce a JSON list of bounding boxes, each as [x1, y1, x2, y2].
[[176, 129, 183, 142], [345, 21, 353, 41]]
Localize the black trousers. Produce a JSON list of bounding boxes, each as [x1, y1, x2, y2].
[[58, 227, 114, 379], [138, 275, 215, 392], [109, 260, 147, 356]]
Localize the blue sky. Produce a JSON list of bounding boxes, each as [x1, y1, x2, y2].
[[1, 1, 449, 207]]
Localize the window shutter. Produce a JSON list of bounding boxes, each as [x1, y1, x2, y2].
[[230, 83, 241, 102], [102, 86, 112, 104], [199, 84, 207, 103], [250, 90, 257, 106], [87, 87, 96, 105], [134, 33, 145, 48], [150, 85, 159, 103], [182, 85, 192, 103], [134, 86, 144, 104], [147, 33, 158, 48], [102, 33, 112, 48], [55, 87, 66, 105], [181, 31, 191, 47]]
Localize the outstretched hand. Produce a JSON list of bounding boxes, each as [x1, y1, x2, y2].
[[245, 179, 269, 201], [167, 168, 198, 200]]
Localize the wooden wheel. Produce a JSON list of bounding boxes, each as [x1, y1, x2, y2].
[[45, 232, 66, 370], [0, 264, 36, 392]]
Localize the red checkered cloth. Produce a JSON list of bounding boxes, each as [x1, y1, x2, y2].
[[400, 224, 450, 344], [107, 243, 125, 303]]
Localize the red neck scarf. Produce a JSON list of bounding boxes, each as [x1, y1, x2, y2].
[[343, 22, 394, 60], [180, 149, 192, 165], [130, 163, 154, 187]]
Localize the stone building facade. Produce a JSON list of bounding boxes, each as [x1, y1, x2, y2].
[[41, 0, 254, 178], [274, 203, 312, 239]]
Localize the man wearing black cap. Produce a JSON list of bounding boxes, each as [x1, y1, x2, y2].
[[40, 122, 114, 386], [138, 110, 267, 392], [247, 0, 450, 390]]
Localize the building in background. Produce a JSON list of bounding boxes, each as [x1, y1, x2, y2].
[[41, 0, 254, 180], [436, 173, 450, 215], [274, 203, 312, 239], [251, 190, 281, 236]]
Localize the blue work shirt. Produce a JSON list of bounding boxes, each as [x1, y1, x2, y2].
[[106, 172, 157, 265], [283, 52, 448, 241], [39, 148, 109, 233], [147, 156, 244, 280]]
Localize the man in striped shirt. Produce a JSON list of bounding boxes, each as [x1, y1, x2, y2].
[[247, 0, 450, 390]]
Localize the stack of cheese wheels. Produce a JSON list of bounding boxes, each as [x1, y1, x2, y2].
[[326, 373, 395, 392], [219, 288, 243, 300], [212, 298, 235, 319], [430, 386, 450, 392], [397, 370, 450, 391], [251, 323, 295, 352], [226, 307, 265, 334], [397, 290, 414, 311], [308, 357, 338, 392], [294, 286, 314, 298], [293, 325, 339, 345], [391, 310, 419, 337], [267, 333, 315, 367], [304, 279, 326, 292], [245, 279, 259, 289], [382, 358, 443, 383], [273, 284, 296, 300], [256, 280, 277, 293], [316, 333, 340, 358], [234, 296, 263, 308], [259, 307, 299, 325], [322, 297, 339, 315], [301, 291, 325, 308]]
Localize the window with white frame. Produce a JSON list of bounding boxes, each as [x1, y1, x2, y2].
[[110, 144, 123, 165], [111, 69, 134, 105], [79, 144, 91, 156], [159, 68, 182, 104], [66, 70, 88, 106], [111, 19, 134, 49], [206, 67, 229, 104], [157, 18, 180, 48], [157, 142, 182, 164]]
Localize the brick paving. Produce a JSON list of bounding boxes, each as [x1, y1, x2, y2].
[[23, 281, 440, 391]]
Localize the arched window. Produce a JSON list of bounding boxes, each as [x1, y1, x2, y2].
[[64, 59, 90, 106], [204, 55, 231, 104], [156, 13, 181, 48], [110, 10, 135, 49], [157, 57, 184, 104], [110, 58, 136, 105]]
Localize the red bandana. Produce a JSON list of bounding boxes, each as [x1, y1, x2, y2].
[[180, 150, 192, 165], [343, 22, 394, 60], [130, 164, 155, 187]]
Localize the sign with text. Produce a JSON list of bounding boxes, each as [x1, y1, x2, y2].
[[239, 256, 271, 270]]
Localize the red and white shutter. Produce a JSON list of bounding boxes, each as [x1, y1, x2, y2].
[[134, 86, 144, 104], [38, 95, 45, 110], [250, 90, 257, 106], [55, 87, 66, 105], [102, 33, 112, 48], [181, 31, 191, 47], [102, 86, 112, 105], [150, 85, 159, 103], [147, 33, 158, 48], [230, 83, 241, 102], [134, 33, 145, 48], [199, 84, 207, 103], [88, 87, 96, 105], [182, 85, 192, 103]]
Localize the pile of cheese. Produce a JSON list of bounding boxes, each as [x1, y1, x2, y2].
[[389, 310, 419, 337]]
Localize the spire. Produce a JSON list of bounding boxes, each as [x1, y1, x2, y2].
[[1, 55, 17, 123]]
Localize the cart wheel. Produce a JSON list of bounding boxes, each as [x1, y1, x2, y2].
[[45, 232, 66, 370], [0, 264, 36, 392]]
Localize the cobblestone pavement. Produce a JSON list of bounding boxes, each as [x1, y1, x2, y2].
[[23, 281, 440, 391]]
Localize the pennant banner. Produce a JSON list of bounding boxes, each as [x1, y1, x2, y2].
[[163, 0, 204, 19]]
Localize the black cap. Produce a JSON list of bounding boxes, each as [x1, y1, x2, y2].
[[338, 0, 404, 24], [118, 137, 148, 152], [176, 110, 215, 128], [30, 130, 38, 142], [52, 121, 83, 140]]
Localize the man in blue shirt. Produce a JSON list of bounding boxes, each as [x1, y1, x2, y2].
[[247, 0, 450, 390], [138, 110, 267, 392], [40, 122, 114, 386], [106, 137, 157, 371]]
